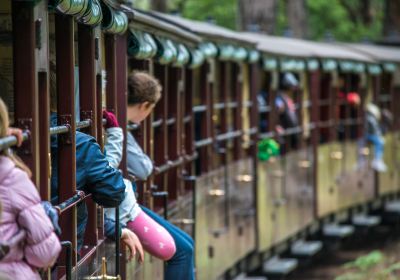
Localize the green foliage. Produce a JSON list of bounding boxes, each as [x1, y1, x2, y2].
[[136, 0, 386, 42], [335, 251, 400, 280], [177, 0, 237, 30], [343, 250, 384, 271], [306, 0, 384, 41]]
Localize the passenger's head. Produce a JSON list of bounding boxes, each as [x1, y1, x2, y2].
[[0, 98, 31, 177], [127, 71, 162, 123], [281, 72, 299, 91]]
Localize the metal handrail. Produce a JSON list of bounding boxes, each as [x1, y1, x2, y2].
[[215, 130, 242, 142], [193, 105, 207, 113], [0, 131, 29, 152], [54, 190, 89, 214], [259, 132, 275, 139], [152, 119, 163, 128], [127, 123, 140, 131], [195, 137, 213, 148], [50, 119, 92, 135]]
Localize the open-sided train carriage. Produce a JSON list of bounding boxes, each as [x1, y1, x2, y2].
[[1, 1, 400, 279]]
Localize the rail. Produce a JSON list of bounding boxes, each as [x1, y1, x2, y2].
[[215, 130, 242, 142], [259, 132, 275, 139], [152, 119, 163, 128], [193, 105, 207, 113], [0, 131, 30, 151], [54, 190, 89, 214], [258, 105, 271, 113], [194, 137, 213, 148]]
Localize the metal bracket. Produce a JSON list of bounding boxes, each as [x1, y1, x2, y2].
[[80, 110, 93, 122], [59, 114, 72, 145], [16, 118, 32, 155]]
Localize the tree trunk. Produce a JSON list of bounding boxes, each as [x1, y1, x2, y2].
[[286, 0, 307, 38], [151, 0, 167, 12], [237, 0, 278, 34], [383, 0, 400, 43]]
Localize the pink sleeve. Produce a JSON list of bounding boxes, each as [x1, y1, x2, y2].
[[9, 169, 61, 268]]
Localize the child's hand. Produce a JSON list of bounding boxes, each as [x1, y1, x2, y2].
[[7, 127, 23, 146], [121, 228, 144, 263], [103, 110, 120, 129]]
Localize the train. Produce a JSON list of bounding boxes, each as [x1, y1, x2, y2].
[[0, 0, 400, 279]]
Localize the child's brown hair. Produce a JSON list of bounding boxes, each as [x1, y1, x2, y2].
[[127, 72, 162, 106]]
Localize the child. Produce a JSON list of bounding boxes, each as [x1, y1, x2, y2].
[[0, 97, 61, 279], [104, 72, 195, 280], [49, 61, 126, 251]]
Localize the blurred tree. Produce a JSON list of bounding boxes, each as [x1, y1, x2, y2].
[[137, 0, 392, 43], [383, 0, 400, 43], [287, 0, 307, 38], [175, 0, 237, 30], [151, 0, 167, 12], [306, 0, 384, 41], [237, 0, 278, 33]]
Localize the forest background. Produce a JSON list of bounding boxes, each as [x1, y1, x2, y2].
[[132, 0, 400, 44]]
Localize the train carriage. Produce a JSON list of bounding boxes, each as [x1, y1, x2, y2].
[[1, 1, 400, 280]]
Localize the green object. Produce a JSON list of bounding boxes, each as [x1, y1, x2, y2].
[[101, 3, 128, 34], [189, 48, 205, 69], [155, 38, 178, 65], [258, 139, 280, 161], [77, 0, 102, 26], [173, 43, 190, 67], [53, 0, 89, 16], [127, 30, 157, 59], [200, 42, 218, 58], [263, 57, 278, 70], [248, 49, 260, 63]]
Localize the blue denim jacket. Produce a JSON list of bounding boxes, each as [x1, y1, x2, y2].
[[50, 114, 125, 249]]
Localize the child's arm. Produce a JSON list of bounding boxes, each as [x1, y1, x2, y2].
[[103, 110, 124, 169], [126, 132, 153, 180]]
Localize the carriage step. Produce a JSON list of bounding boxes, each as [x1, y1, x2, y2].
[[323, 224, 354, 238], [290, 240, 322, 257], [352, 215, 381, 227], [233, 273, 268, 280], [262, 257, 298, 276], [385, 201, 400, 213]]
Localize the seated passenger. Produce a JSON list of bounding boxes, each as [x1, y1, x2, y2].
[[49, 63, 125, 250], [0, 97, 61, 279], [104, 72, 195, 280], [365, 103, 387, 172], [275, 72, 300, 149]]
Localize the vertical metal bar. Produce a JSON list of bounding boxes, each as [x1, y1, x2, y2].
[[310, 70, 320, 218], [60, 241, 72, 280], [78, 23, 98, 247], [55, 13, 77, 265], [233, 63, 243, 160], [115, 206, 120, 276], [12, 0, 39, 185], [36, 0, 50, 201], [167, 67, 180, 200], [105, 34, 117, 114], [115, 34, 127, 278], [38, 72, 50, 200], [115, 34, 128, 177]]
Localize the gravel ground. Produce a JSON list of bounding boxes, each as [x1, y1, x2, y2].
[[285, 225, 400, 280]]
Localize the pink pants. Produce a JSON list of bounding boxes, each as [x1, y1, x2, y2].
[[127, 210, 176, 261]]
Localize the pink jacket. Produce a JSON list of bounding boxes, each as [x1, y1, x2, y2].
[[0, 156, 61, 279]]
